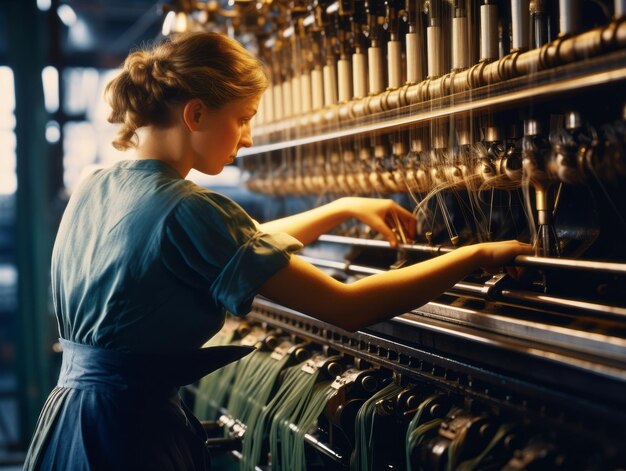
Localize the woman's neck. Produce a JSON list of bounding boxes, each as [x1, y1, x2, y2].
[[135, 125, 192, 177]]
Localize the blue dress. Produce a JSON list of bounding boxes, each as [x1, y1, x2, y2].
[[24, 159, 302, 470]]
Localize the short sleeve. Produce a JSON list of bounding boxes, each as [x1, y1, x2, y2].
[[161, 188, 302, 316]]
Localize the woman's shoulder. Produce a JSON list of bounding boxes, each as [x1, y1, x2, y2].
[[172, 182, 254, 232], [164, 183, 257, 248], [178, 182, 245, 212]]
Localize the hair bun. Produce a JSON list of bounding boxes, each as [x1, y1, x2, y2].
[[125, 51, 153, 86], [150, 58, 178, 88], [126, 52, 178, 105]]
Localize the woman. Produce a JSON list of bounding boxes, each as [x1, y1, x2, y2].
[[24, 31, 532, 470]]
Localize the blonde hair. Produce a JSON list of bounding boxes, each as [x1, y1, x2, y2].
[[105, 32, 268, 151]]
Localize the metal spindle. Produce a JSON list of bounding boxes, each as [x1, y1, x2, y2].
[[480, 1, 499, 61], [426, 0, 445, 77], [337, 58, 352, 102], [353, 52, 368, 98], [558, 0, 581, 36], [511, 0, 530, 51], [452, 0, 469, 70]]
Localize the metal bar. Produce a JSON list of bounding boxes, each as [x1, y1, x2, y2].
[[415, 301, 626, 362], [513, 255, 626, 275], [299, 253, 626, 318], [499, 289, 626, 318], [394, 312, 626, 382], [302, 431, 348, 465], [317, 235, 626, 275], [318, 234, 454, 254], [450, 282, 485, 295], [445, 281, 626, 320]]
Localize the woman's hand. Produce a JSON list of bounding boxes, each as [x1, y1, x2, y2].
[[473, 240, 534, 279], [475, 240, 534, 267], [259, 196, 415, 247], [340, 197, 416, 248]]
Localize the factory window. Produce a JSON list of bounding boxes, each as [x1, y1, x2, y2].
[[0, 65, 19, 453], [60, 67, 125, 192], [0, 66, 17, 195], [0, 65, 16, 258]]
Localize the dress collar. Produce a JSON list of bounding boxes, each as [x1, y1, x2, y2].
[[117, 159, 183, 179]]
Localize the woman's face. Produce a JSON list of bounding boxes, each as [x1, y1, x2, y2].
[[191, 95, 260, 175]]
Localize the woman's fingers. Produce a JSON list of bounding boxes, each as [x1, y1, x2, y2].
[[377, 221, 399, 247], [505, 265, 528, 280], [395, 203, 416, 221], [383, 203, 417, 242]]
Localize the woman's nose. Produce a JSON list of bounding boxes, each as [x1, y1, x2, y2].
[[239, 125, 253, 148]]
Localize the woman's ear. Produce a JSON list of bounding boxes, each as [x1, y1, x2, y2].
[[182, 98, 205, 132]]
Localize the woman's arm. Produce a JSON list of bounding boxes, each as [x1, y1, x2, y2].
[[259, 240, 533, 332], [258, 197, 416, 247]]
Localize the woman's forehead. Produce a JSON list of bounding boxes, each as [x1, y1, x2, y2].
[[228, 95, 261, 114]]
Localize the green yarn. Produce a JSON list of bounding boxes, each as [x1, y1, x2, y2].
[[226, 349, 273, 423], [285, 381, 336, 471], [351, 382, 404, 471], [238, 351, 292, 438], [455, 423, 515, 471], [241, 362, 311, 471], [270, 367, 319, 470], [405, 394, 440, 471], [406, 418, 445, 471], [406, 406, 464, 471]]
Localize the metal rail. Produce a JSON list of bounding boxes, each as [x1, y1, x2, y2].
[[297, 253, 626, 320], [315, 235, 626, 275]]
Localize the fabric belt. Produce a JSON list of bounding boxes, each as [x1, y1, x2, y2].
[[57, 337, 255, 395]]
